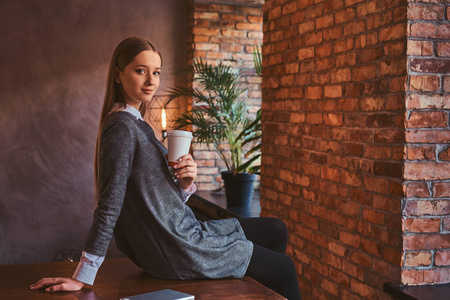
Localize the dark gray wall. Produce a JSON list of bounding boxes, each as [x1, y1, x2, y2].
[[0, 0, 187, 264]]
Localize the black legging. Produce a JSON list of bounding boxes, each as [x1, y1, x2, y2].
[[238, 217, 302, 300]]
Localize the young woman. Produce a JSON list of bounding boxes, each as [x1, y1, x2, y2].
[[30, 37, 301, 300]]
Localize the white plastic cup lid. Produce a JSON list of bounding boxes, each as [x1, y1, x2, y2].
[[167, 130, 193, 139]]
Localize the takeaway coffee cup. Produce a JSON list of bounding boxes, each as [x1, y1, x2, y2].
[[167, 130, 193, 166]]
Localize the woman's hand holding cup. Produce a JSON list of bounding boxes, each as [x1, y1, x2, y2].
[[173, 154, 197, 190]]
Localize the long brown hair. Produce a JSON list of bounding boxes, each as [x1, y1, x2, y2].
[[94, 37, 162, 201]]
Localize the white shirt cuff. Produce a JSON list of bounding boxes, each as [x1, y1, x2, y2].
[[175, 181, 197, 203], [72, 251, 105, 285]]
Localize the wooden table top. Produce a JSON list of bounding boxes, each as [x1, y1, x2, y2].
[[0, 258, 285, 300]]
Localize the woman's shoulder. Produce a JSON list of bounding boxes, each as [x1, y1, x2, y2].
[[104, 111, 140, 129]]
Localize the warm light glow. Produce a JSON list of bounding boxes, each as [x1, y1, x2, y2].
[[161, 109, 167, 129]]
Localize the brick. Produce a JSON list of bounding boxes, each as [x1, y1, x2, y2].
[[379, 23, 406, 41], [282, 1, 297, 15], [248, 15, 263, 23], [385, 247, 402, 266], [373, 196, 400, 215], [404, 218, 441, 233], [410, 58, 450, 74], [363, 208, 385, 226], [384, 40, 405, 57], [195, 43, 219, 51], [351, 279, 375, 299], [344, 20, 367, 36], [435, 250, 450, 266], [407, 40, 434, 56], [321, 278, 340, 297], [352, 64, 377, 81], [410, 22, 450, 39], [405, 182, 430, 198], [268, 6, 281, 20], [334, 38, 354, 53], [410, 75, 440, 92], [194, 12, 219, 20], [407, 111, 448, 128], [404, 251, 432, 267], [374, 129, 403, 143], [445, 76, 450, 92], [305, 86, 323, 99], [331, 68, 351, 83], [402, 268, 450, 285], [444, 217, 450, 231], [366, 113, 397, 128], [406, 130, 450, 143], [341, 289, 360, 300], [193, 27, 220, 36], [220, 44, 242, 52], [407, 94, 450, 109], [324, 113, 344, 126], [357, 46, 384, 64], [339, 230, 361, 248], [364, 176, 390, 194], [236, 22, 262, 31], [350, 250, 372, 268], [341, 143, 364, 157], [431, 181, 450, 198], [335, 8, 356, 24], [404, 162, 450, 180], [407, 145, 436, 161], [380, 58, 407, 76], [337, 52, 357, 67], [367, 10, 394, 30], [323, 85, 342, 98], [404, 234, 450, 250], [323, 26, 345, 41], [357, 0, 379, 17], [342, 260, 364, 281], [361, 97, 385, 111], [222, 14, 246, 22], [236, 6, 261, 16], [222, 29, 247, 37], [404, 199, 450, 216], [407, 3, 445, 20], [437, 42, 450, 57], [438, 145, 450, 161], [365, 145, 391, 160], [356, 32, 378, 49], [209, 4, 234, 13], [316, 14, 334, 29], [298, 47, 315, 60]]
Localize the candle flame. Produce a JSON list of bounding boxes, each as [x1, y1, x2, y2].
[[162, 108, 167, 129]]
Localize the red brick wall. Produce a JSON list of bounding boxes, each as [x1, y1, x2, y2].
[[262, 0, 407, 299], [187, 0, 263, 190], [403, 0, 450, 285]]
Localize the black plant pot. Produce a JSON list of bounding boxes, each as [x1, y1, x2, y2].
[[221, 171, 256, 207]]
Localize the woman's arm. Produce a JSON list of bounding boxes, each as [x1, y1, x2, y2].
[[30, 121, 135, 292]]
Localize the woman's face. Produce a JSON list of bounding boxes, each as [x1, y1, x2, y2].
[[116, 50, 161, 109]]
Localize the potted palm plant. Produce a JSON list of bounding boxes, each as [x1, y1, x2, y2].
[[165, 59, 261, 207]]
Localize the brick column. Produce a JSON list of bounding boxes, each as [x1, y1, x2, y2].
[[403, 0, 450, 285], [187, 0, 263, 190]]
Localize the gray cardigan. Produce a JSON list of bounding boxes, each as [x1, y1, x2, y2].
[[84, 111, 253, 280]]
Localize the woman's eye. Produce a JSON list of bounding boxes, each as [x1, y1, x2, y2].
[[136, 69, 146, 74], [153, 71, 161, 76]]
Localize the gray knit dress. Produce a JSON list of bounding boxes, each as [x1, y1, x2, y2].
[[84, 111, 253, 280]]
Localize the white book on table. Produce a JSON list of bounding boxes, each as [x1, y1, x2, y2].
[[120, 289, 194, 300]]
